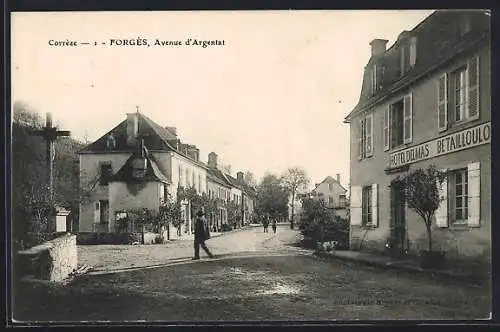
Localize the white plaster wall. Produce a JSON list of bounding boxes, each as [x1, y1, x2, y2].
[[79, 153, 131, 232]]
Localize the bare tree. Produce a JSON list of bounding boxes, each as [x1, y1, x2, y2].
[[281, 167, 310, 229], [243, 171, 257, 187]]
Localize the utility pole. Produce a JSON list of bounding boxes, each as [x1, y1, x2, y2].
[[30, 112, 71, 202]]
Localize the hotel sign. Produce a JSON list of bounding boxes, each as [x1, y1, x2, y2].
[[390, 122, 491, 168]]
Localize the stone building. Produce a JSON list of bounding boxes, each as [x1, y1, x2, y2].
[[78, 111, 207, 234], [344, 10, 491, 263]]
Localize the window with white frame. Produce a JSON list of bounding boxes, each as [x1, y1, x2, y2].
[[178, 165, 183, 187], [361, 186, 372, 226], [350, 184, 378, 228], [435, 162, 481, 228], [357, 113, 373, 159], [384, 93, 413, 151], [437, 55, 480, 132]]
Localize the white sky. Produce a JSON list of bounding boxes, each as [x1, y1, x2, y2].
[[11, 10, 435, 189]]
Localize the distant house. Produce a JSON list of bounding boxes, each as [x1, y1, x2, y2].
[[311, 174, 348, 219], [78, 111, 207, 234]]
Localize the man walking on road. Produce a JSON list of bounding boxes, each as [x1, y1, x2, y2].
[[193, 208, 215, 260], [272, 219, 277, 234]]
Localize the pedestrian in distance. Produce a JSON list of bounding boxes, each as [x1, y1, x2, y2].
[[272, 219, 277, 234], [263, 218, 269, 233], [193, 208, 215, 260]]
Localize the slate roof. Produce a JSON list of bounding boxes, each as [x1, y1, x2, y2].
[[312, 176, 347, 192], [344, 10, 490, 122], [109, 145, 170, 184], [207, 168, 233, 188], [78, 112, 207, 167]]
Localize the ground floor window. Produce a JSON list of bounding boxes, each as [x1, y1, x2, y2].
[[362, 186, 372, 226], [449, 168, 468, 225]]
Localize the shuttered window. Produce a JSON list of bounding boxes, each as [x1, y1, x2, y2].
[[403, 93, 413, 144], [437, 73, 448, 131], [438, 55, 480, 132], [383, 106, 390, 151], [358, 113, 373, 159], [350, 186, 362, 226], [467, 56, 480, 119]]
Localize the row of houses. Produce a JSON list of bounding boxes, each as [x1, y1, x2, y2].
[[77, 111, 256, 235], [345, 10, 491, 261]]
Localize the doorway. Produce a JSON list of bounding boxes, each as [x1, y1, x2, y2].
[[390, 184, 406, 254]]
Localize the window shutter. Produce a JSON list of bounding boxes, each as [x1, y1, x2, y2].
[[371, 183, 378, 227], [357, 119, 363, 160], [409, 37, 417, 67], [437, 73, 448, 132], [435, 172, 448, 228], [384, 106, 390, 151], [93, 201, 101, 223], [366, 114, 373, 156], [403, 93, 413, 144], [350, 186, 362, 226], [467, 162, 481, 227], [467, 55, 480, 119]]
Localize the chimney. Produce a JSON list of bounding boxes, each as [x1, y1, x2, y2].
[[336, 174, 340, 183], [237, 171, 244, 182], [165, 126, 177, 137], [126, 113, 139, 147], [208, 152, 218, 169], [369, 39, 388, 56]]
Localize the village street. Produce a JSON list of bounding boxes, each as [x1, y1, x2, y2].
[[14, 225, 490, 322]]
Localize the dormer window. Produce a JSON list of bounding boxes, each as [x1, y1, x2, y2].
[[131, 157, 147, 179], [370, 65, 377, 95], [106, 134, 116, 150]]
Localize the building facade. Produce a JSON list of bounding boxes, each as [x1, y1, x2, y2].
[[79, 112, 205, 234], [311, 174, 348, 219], [344, 10, 491, 263]]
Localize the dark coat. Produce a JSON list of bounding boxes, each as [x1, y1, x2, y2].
[[194, 216, 210, 241]]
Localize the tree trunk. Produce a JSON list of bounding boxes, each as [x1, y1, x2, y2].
[[425, 221, 432, 252], [167, 222, 170, 240]]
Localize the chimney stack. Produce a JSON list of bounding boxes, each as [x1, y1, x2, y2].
[[336, 174, 340, 183], [369, 39, 388, 56], [208, 152, 218, 169], [126, 113, 139, 147], [237, 171, 244, 182]]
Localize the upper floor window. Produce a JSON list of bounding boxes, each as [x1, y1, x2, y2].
[[437, 55, 480, 132], [329, 183, 333, 191], [185, 168, 190, 187], [198, 174, 202, 193], [384, 93, 413, 151], [339, 194, 347, 208], [99, 162, 112, 186], [357, 114, 373, 160], [178, 165, 183, 187], [192, 172, 196, 190]]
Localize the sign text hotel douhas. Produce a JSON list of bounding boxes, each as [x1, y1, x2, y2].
[[390, 122, 491, 168]]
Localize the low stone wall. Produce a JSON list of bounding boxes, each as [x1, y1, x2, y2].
[[77, 232, 161, 245], [17, 233, 77, 282]]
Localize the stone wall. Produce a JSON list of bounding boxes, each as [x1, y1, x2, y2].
[[17, 233, 77, 282]]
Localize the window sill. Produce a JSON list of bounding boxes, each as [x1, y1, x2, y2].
[[448, 222, 472, 230], [441, 117, 481, 133]]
